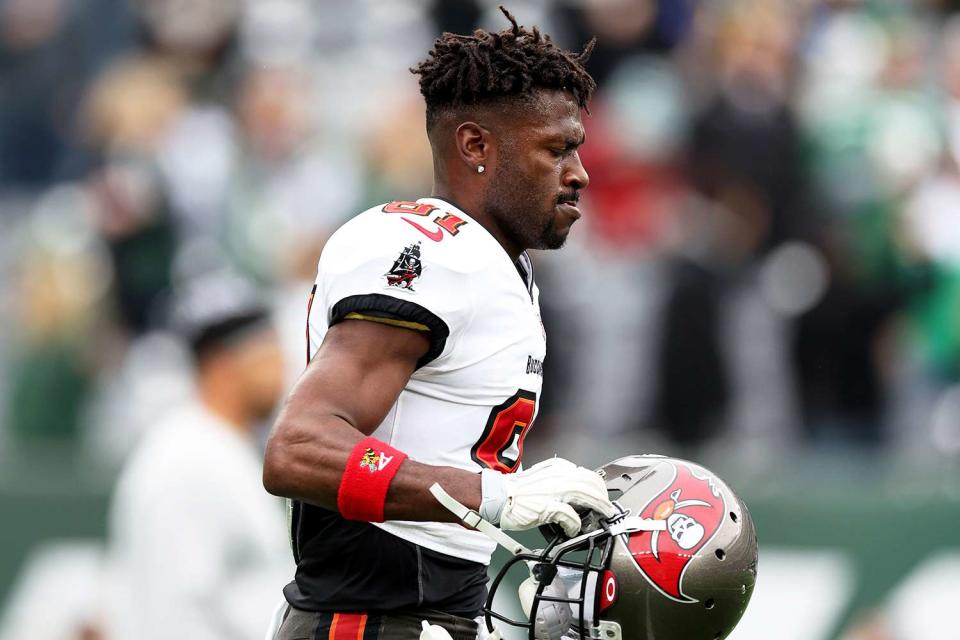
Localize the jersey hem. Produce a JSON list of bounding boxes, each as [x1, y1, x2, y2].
[[371, 521, 495, 565]]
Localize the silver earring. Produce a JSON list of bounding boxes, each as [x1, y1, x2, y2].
[[477, 165, 485, 174]]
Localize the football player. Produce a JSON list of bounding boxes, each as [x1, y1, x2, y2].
[[262, 8, 611, 639]]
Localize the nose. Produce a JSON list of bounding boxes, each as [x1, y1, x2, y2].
[[563, 151, 589, 191]]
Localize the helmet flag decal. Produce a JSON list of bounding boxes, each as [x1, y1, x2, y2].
[[624, 462, 726, 603]]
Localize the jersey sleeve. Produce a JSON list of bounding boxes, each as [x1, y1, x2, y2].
[[311, 211, 478, 368]]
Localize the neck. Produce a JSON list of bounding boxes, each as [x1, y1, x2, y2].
[[198, 375, 254, 439], [432, 181, 523, 261]]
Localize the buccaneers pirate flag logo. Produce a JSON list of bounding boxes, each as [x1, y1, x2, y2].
[[385, 242, 423, 290], [625, 462, 726, 602]]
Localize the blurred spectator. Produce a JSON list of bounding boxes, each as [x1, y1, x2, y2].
[[134, 0, 242, 103], [107, 274, 290, 640], [555, 0, 695, 85], [0, 0, 136, 186], [88, 158, 178, 334], [792, 8, 938, 446], [359, 86, 434, 206], [221, 64, 361, 284], [688, 0, 807, 258], [80, 57, 185, 333], [4, 185, 112, 444], [792, 241, 902, 447], [646, 0, 806, 447], [897, 15, 960, 382], [577, 55, 689, 252]]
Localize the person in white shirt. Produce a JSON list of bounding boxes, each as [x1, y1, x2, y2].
[[109, 287, 291, 640]]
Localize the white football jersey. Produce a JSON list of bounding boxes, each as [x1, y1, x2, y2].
[[308, 197, 546, 563]]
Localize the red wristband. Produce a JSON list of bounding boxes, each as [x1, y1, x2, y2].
[[337, 437, 408, 522]]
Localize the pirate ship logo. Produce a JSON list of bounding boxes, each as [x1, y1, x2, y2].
[[625, 462, 726, 603], [385, 242, 423, 291], [360, 447, 380, 472], [359, 447, 395, 473]]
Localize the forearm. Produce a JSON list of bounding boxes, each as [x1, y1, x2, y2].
[[263, 407, 480, 523], [384, 458, 481, 522], [263, 319, 479, 523]]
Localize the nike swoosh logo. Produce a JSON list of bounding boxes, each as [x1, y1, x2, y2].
[[402, 217, 443, 242]]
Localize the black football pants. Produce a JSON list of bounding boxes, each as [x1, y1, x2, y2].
[[274, 605, 479, 640]]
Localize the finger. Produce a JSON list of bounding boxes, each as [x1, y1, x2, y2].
[[546, 501, 582, 537], [581, 470, 616, 515], [563, 472, 616, 516], [567, 491, 616, 516], [565, 491, 616, 517], [581, 467, 610, 493], [582, 482, 617, 516], [595, 500, 617, 517]]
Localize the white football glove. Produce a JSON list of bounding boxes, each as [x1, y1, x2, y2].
[[480, 458, 615, 537]]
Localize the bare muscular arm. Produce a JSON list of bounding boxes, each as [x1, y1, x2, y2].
[[262, 318, 481, 523]]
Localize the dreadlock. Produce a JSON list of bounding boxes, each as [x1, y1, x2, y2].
[[411, 6, 596, 129]]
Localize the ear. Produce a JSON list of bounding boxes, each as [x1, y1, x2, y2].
[[454, 121, 494, 173]]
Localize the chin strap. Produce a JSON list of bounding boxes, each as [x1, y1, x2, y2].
[[607, 515, 666, 536], [429, 483, 531, 555]]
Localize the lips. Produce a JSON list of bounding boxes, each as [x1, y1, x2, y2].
[[557, 202, 581, 220]]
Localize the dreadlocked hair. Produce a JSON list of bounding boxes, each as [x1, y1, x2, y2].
[[412, 5, 597, 129]]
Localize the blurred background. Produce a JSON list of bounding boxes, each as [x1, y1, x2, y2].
[[2, 0, 960, 638]]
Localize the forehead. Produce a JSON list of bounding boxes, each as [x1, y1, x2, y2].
[[500, 89, 584, 139]]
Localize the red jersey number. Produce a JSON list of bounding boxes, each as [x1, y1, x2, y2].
[[382, 201, 438, 216], [471, 390, 537, 473], [382, 200, 467, 242]]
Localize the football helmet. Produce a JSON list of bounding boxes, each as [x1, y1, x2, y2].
[[482, 454, 758, 640]]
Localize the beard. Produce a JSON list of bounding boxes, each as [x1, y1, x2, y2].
[[538, 215, 568, 250], [484, 163, 567, 252]]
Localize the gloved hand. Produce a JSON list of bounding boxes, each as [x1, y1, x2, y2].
[[480, 458, 615, 537], [420, 621, 453, 640]]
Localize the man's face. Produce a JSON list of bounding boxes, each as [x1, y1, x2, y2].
[[483, 89, 590, 251], [231, 327, 285, 420]]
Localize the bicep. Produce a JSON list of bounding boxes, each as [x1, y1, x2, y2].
[[264, 315, 479, 517], [288, 318, 430, 433], [263, 315, 431, 502]]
